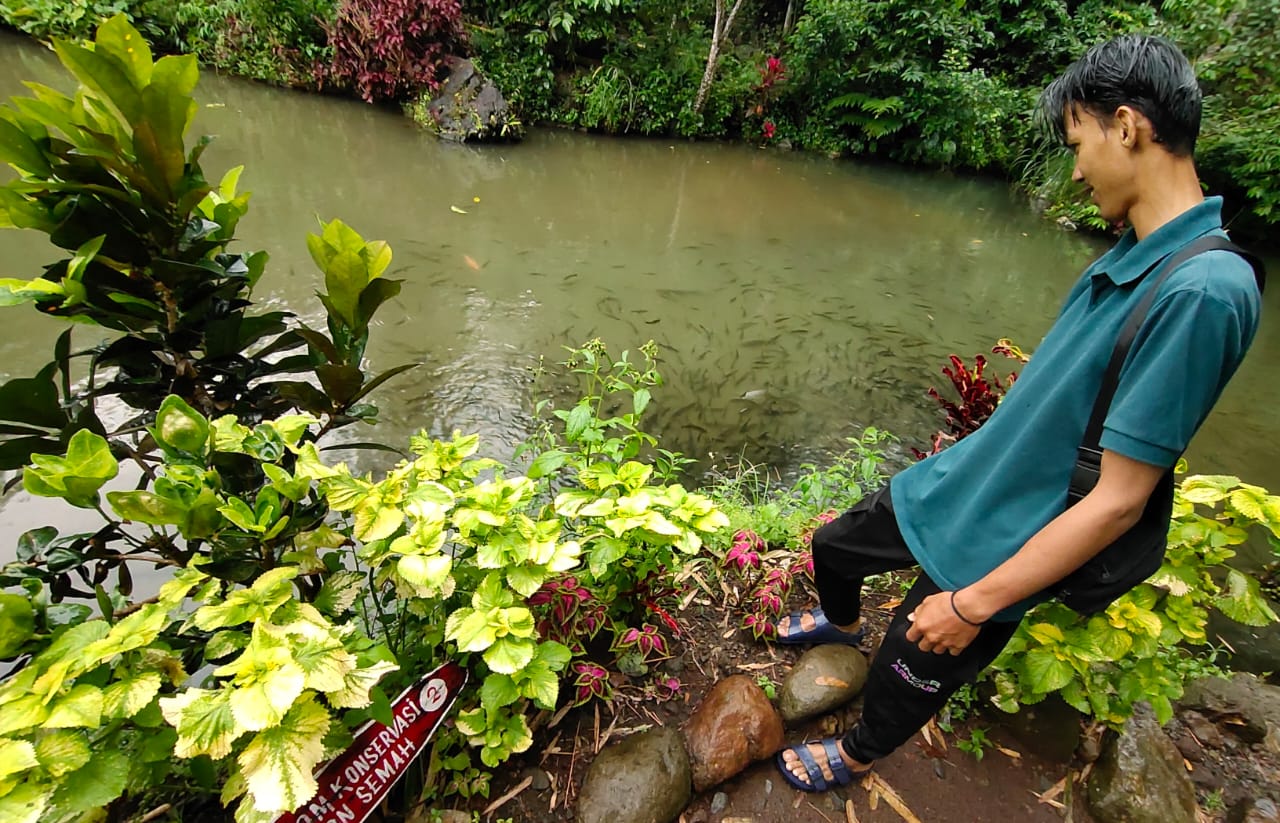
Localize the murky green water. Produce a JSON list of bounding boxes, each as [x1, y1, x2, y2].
[[2, 32, 1278, 558]]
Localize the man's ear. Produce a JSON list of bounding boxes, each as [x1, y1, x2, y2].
[[1112, 105, 1148, 149]]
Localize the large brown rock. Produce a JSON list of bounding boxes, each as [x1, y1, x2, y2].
[[576, 726, 691, 823], [682, 675, 785, 791], [1087, 703, 1197, 823]]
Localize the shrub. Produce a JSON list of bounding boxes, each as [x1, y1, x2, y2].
[[0, 0, 140, 40], [323, 0, 465, 102]]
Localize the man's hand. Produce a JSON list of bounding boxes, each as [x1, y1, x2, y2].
[[904, 591, 981, 655]]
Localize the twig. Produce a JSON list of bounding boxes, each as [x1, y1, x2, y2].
[[482, 775, 532, 816], [134, 804, 172, 823], [805, 801, 836, 823]]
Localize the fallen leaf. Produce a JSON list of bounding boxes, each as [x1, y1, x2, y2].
[[736, 662, 776, 671], [868, 774, 922, 823], [815, 676, 849, 688], [845, 798, 860, 823], [1184, 758, 1194, 771], [995, 745, 1021, 759], [1035, 777, 1066, 804], [451, 205, 468, 214], [881, 597, 903, 610]]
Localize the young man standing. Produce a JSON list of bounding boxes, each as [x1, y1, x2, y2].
[[775, 34, 1264, 791]]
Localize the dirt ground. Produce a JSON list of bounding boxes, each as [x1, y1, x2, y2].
[[465, 584, 1102, 823]]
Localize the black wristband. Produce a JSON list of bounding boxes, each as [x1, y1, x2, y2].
[[950, 591, 983, 627]]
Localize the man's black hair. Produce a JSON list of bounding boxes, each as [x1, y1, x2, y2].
[[1039, 34, 1202, 156]]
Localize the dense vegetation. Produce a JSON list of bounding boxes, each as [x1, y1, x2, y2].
[[0, 0, 1276, 238]]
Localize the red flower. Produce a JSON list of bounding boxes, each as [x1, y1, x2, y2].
[[762, 120, 777, 140]]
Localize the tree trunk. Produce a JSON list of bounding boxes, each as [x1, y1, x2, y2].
[[692, 0, 746, 116]]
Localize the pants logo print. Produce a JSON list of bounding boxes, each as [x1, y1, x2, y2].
[[890, 658, 941, 693]]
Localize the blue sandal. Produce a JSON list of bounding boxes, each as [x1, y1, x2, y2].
[[774, 607, 865, 646], [775, 738, 869, 792]]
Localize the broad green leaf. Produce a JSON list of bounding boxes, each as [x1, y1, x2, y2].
[[43, 684, 103, 730], [0, 738, 38, 780], [1179, 475, 1238, 505], [527, 449, 568, 479], [517, 664, 559, 709], [564, 404, 592, 443], [326, 660, 398, 709], [53, 42, 142, 124], [1214, 569, 1279, 627], [396, 554, 452, 594], [1228, 484, 1271, 521], [506, 565, 545, 598], [553, 489, 595, 517], [237, 694, 330, 814], [354, 497, 403, 542], [153, 395, 209, 455], [0, 118, 51, 177], [49, 748, 129, 814], [0, 779, 51, 823], [33, 730, 90, 778], [455, 708, 485, 737], [0, 277, 62, 307], [0, 695, 49, 736], [1085, 616, 1133, 660], [480, 674, 520, 710], [95, 15, 154, 87], [192, 567, 298, 630], [291, 633, 356, 694], [160, 689, 242, 759], [445, 609, 495, 653], [134, 55, 199, 195], [314, 571, 365, 616], [588, 536, 627, 577], [23, 429, 118, 508], [693, 510, 730, 533], [484, 636, 537, 675], [101, 672, 162, 719], [107, 490, 189, 527], [0, 594, 34, 657], [578, 498, 614, 517], [633, 388, 651, 416], [220, 636, 307, 732], [1023, 649, 1074, 693], [206, 631, 250, 661]]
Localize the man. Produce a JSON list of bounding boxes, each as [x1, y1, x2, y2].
[[775, 34, 1263, 791]]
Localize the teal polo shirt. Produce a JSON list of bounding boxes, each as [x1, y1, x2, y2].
[[890, 197, 1261, 620]]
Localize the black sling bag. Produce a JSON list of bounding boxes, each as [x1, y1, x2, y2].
[[1053, 235, 1266, 614]]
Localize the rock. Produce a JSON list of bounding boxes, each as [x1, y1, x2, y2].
[[576, 726, 692, 823], [407, 810, 469, 823], [1178, 674, 1280, 744], [1056, 215, 1078, 231], [1086, 703, 1197, 823], [414, 57, 523, 143], [711, 791, 728, 814], [777, 646, 869, 724], [1206, 601, 1280, 684], [1181, 710, 1223, 748], [682, 675, 785, 791], [524, 766, 550, 791], [1230, 797, 1280, 823], [991, 693, 1082, 763]]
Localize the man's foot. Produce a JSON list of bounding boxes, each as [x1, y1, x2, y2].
[[776, 738, 873, 792], [774, 607, 865, 646]]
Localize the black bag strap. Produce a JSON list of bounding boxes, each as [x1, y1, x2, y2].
[[1082, 234, 1266, 450]]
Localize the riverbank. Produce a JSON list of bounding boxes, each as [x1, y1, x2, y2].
[[1, 1, 1278, 244]]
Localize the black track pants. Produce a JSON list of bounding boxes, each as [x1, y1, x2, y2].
[[809, 485, 1021, 764]]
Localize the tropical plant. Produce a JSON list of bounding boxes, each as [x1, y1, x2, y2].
[[0, 0, 140, 40], [322, 0, 465, 102], [985, 469, 1279, 727]]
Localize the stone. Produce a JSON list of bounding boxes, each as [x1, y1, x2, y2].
[[1086, 704, 1197, 823], [777, 646, 869, 724], [991, 693, 1082, 763], [1178, 674, 1280, 744], [711, 791, 728, 814], [407, 810, 469, 823], [416, 57, 523, 143], [1181, 710, 1223, 748], [576, 726, 692, 823], [1207, 601, 1280, 685], [524, 766, 550, 791], [682, 675, 785, 791], [1230, 797, 1280, 823]]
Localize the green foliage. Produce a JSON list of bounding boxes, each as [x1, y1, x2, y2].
[[140, 0, 336, 86], [0, 0, 140, 40], [984, 468, 1280, 728], [954, 726, 993, 761]]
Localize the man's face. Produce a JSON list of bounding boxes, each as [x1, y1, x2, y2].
[[1064, 104, 1135, 224]]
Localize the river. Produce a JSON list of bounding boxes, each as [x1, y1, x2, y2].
[[2, 32, 1277, 564]]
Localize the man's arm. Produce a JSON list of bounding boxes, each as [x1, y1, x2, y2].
[[906, 449, 1167, 654]]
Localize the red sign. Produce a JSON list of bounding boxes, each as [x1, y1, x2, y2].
[[278, 661, 467, 823]]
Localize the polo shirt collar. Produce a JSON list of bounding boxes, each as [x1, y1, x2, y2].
[[1089, 196, 1225, 287]]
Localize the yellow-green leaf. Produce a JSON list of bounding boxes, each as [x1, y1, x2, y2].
[[237, 694, 330, 813], [101, 672, 162, 720], [159, 689, 243, 759], [0, 779, 51, 823], [43, 684, 103, 730], [0, 738, 38, 780], [33, 730, 90, 778], [326, 660, 398, 709], [291, 633, 356, 694], [1025, 622, 1066, 646]]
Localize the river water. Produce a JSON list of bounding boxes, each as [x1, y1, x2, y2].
[[2, 32, 1278, 560]]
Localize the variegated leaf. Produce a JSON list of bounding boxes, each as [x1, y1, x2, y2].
[[238, 694, 330, 813]]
